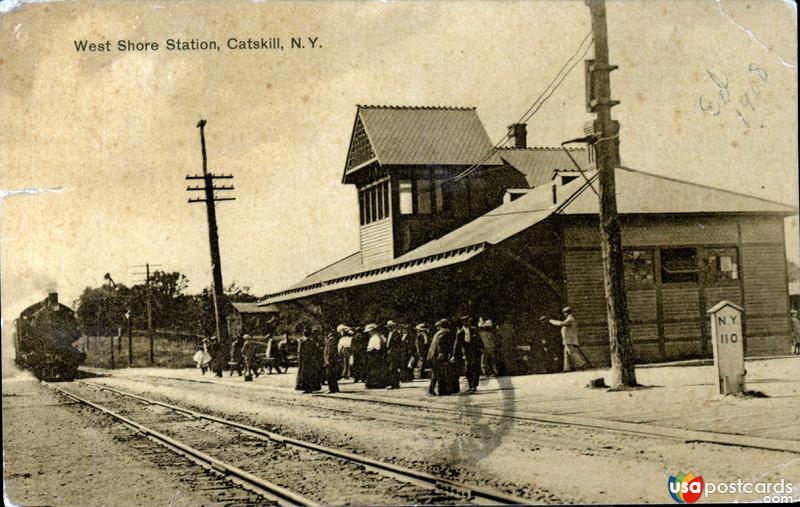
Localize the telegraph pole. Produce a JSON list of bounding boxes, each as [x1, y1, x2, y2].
[[146, 263, 154, 365], [131, 263, 160, 366], [125, 310, 132, 368], [586, 0, 637, 387], [186, 119, 234, 348]]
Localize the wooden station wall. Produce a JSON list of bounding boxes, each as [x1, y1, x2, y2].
[[562, 214, 790, 366]]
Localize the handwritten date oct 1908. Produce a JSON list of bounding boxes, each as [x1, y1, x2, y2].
[[699, 64, 768, 129]]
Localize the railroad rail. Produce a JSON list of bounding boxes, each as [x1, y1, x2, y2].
[[111, 372, 800, 455], [55, 381, 531, 505], [49, 383, 315, 506]]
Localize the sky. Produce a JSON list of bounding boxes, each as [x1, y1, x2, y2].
[[1, 0, 798, 326]]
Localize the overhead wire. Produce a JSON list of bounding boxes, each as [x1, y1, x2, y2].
[[450, 31, 594, 183]]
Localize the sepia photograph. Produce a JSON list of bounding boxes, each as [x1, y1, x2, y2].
[[1, 0, 798, 505]]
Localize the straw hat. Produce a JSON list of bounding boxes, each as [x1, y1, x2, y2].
[[364, 323, 378, 333]]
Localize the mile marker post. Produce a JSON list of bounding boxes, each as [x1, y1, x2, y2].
[[707, 300, 746, 395]]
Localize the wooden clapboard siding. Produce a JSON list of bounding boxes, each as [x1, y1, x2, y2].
[[665, 340, 703, 359], [704, 286, 742, 308], [747, 335, 790, 355], [628, 289, 657, 322], [631, 323, 659, 342], [633, 343, 662, 362], [741, 244, 789, 315], [560, 214, 789, 364], [621, 217, 738, 246], [360, 217, 394, 265], [564, 249, 606, 323], [564, 215, 739, 247], [739, 216, 785, 243], [661, 287, 700, 321], [746, 315, 789, 336], [739, 217, 790, 355]]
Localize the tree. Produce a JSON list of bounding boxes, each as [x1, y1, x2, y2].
[[76, 285, 127, 336]]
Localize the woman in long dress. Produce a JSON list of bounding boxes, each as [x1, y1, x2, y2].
[[295, 331, 321, 393]]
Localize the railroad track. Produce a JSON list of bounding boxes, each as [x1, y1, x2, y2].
[[118, 372, 800, 455], [49, 381, 530, 506]]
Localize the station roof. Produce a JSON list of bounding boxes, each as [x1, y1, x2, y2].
[[260, 167, 796, 305], [353, 105, 501, 167], [231, 301, 279, 314], [498, 147, 590, 187]]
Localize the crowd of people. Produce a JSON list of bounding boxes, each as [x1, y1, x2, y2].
[[294, 316, 499, 395], [194, 333, 291, 378], [192, 307, 593, 394]]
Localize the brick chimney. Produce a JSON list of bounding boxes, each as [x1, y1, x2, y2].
[[507, 123, 527, 149]]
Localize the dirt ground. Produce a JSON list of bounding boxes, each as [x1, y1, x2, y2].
[[2, 373, 263, 507], [4, 358, 799, 505], [90, 371, 800, 504]]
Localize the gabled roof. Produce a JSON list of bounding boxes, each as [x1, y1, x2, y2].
[[345, 105, 501, 172], [498, 147, 590, 187], [562, 166, 797, 215], [287, 252, 363, 290], [261, 167, 795, 305]]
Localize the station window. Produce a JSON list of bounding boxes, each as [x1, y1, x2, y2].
[[704, 247, 739, 284], [376, 182, 384, 218], [399, 180, 413, 215], [417, 179, 432, 214], [359, 180, 390, 225], [660, 248, 699, 284], [359, 191, 366, 225], [434, 181, 444, 212], [623, 249, 655, 286]]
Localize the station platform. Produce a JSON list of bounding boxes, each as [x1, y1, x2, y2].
[[83, 356, 800, 453]]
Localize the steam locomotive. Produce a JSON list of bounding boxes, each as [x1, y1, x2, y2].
[[14, 293, 85, 381]]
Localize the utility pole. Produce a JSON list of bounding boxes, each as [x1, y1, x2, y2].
[[110, 328, 116, 369], [146, 262, 154, 365], [586, 0, 637, 387], [131, 263, 160, 366], [186, 119, 234, 349], [125, 310, 133, 368]]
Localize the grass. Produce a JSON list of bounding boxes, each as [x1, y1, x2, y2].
[[75, 334, 198, 369]]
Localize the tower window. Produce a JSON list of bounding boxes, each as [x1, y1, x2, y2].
[[417, 179, 432, 214], [399, 180, 413, 215]]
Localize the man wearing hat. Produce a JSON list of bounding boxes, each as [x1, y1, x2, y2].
[[428, 319, 456, 395], [364, 323, 386, 388], [477, 317, 499, 377], [541, 307, 591, 372], [414, 323, 431, 379], [323, 330, 341, 393], [791, 309, 800, 355], [350, 325, 367, 383], [206, 335, 224, 377], [384, 320, 402, 389], [455, 315, 483, 393], [241, 334, 260, 380], [336, 324, 354, 379]]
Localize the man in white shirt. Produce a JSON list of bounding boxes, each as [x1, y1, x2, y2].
[[364, 323, 386, 388], [541, 307, 592, 372]]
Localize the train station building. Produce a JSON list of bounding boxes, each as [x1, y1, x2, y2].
[[259, 105, 796, 373]]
